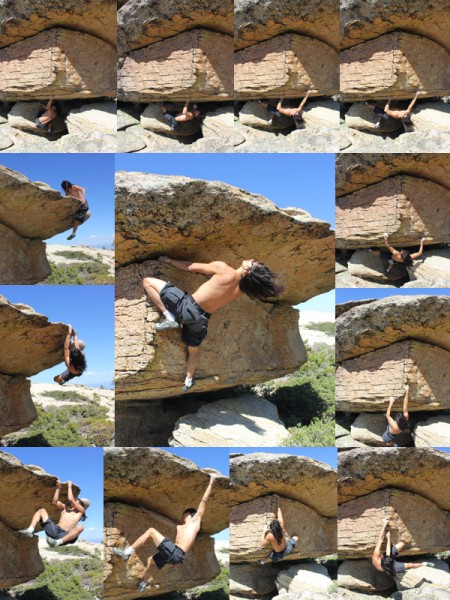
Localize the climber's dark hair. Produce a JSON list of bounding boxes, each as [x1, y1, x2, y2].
[[395, 412, 410, 431], [400, 250, 413, 266], [269, 519, 284, 545], [61, 180, 73, 192], [182, 508, 197, 520], [381, 554, 396, 577], [239, 261, 285, 301], [70, 348, 87, 374]]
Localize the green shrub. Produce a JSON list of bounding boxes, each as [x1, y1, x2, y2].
[[40, 390, 90, 402], [54, 250, 94, 261], [45, 261, 113, 285], [303, 321, 335, 336]]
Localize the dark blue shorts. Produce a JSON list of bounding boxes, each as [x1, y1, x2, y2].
[[41, 517, 77, 544], [269, 537, 297, 563], [160, 282, 210, 347], [152, 538, 185, 570]]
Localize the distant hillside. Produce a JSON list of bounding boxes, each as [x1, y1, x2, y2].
[[43, 245, 114, 284]]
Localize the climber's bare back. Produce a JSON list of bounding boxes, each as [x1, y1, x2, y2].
[[192, 262, 243, 313], [174, 518, 201, 553]]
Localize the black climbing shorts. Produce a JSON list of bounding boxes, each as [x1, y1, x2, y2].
[[60, 368, 79, 383], [391, 545, 406, 574], [41, 517, 77, 544], [160, 282, 211, 347], [269, 537, 297, 563], [152, 538, 185, 570], [74, 202, 89, 223]]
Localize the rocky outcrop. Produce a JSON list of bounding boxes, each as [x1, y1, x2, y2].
[[234, 35, 339, 99], [0, 295, 72, 434], [234, 0, 340, 51], [66, 102, 117, 135], [336, 341, 450, 412], [393, 585, 450, 600], [0, 165, 84, 284], [338, 560, 393, 592], [230, 563, 280, 596], [347, 250, 408, 282], [339, 127, 450, 155], [118, 0, 234, 55], [239, 102, 294, 130], [340, 32, 450, 101], [340, 0, 450, 52], [301, 101, 340, 129], [115, 172, 333, 400], [0, 0, 116, 48], [395, 561, 450, 591], [0, 451, 80, 587], [104, 448, 229, 600], [118, 29, 233, 102], [0, 28, 116, 100], [411, 102, 450, 132], [276, 563, 334, 594], [169, 395, 289, 447], [344, 104, 402, 134], [230, 454, 336, 567], [414, 416, 450, 447], [349, 414, 388, 446], [407, 248, 450, 283], [335, 295, 450, 363], [140, 104, 202, 136], [336, 175, 450, 250]]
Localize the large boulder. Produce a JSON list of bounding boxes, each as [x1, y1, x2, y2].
[[0, 222, 50, 284], [234, 35, 339, 99], [276, 563, 334, 594], [201, 105, 234, 141], [115, 262, 306, 400], [234, 0, 340, 51], [335, 295, 450, 363], [301, 100, 340, 128], [411, 102, 450, 132], [338, 560, 393, 592], [0, 374, 35, 435], [395, 561, 450, 591], [407, 248, 450, 283], [336, 341, 450, 412], [104, 448, 229, 534], [230, 494, 336, 562], [7, 101, 66, 133], [344, 103, 401, 133], [338, 488, 450, 558], [230, 453, 337, 518], [340, 0, 450, 52], [0, 451, 80, 587], [347, 249, 408, 282], [169, 395, 290, 447], [238, 101, 294, 130], [66, 102, 117, 135], [414, 415, 450, 447], [340, 32, 450, 101], [336, 154, 450, 197], [118, 29, 233, 102], [0, 28, 116, 100], [140, 104, 201, 136], [335, 270, 396, 288], [349, 414, 386, 446], [104, 448, 229, 600], [117, 0, 234, 55], [115, 172, 334, 303], [0, 295, 70, 377], [392, 585, 450, 600], [338, 448, 450, 510], [0, 0, 116, 48], [230, 563, 280, 596], [336, 175, 450, 249], [105, 503, 220, 599]]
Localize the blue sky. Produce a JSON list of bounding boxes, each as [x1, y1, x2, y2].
[[1, 154, 114, 249], [336, 288, 450, 304], [0, 286, 114, 388], [3, 448, 103, 543], [115, 154, 335, 226], [299, 290, 335, 314]]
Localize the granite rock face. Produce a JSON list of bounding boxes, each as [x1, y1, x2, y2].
[[407, 248, 450, 283], [104, 448, 229, 600], [118, 29, 233, 102], [234, 34, 339, 99], [340, 32, 450, 101], [338, 559, 400, 591], [0, 374, 35, 436], [230, 563, 280, 596], [0, 28, 116, 100], [414, 416, 450, 447]]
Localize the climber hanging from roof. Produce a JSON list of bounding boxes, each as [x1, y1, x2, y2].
[[61, 180, 90, 241], [276, 90, 316, 128], [160, 100, 202, 131], [53, 325, 87, 385], [35, 98, 59, 133], [364, 101, 390, 128], [113, 475, 216, 593], [17, 479, 90, 548], [369, 233, 431, 273], [383, 91, 427, 132], [259, 494, 298, 564], [143, 257, 284, 392], [372, 518, 434, 577], [382, 384, 414, 447]]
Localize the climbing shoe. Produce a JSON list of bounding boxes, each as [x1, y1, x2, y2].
[[138, 582, 147, 592], [182, 379, 195, 392], [46, 536, 59, 547], [423, 562, 435, 567], [67, 233, 76, 240], [113, 548, 130, 560], [17, 529, 34, 537], [155, 319, 179, 331]]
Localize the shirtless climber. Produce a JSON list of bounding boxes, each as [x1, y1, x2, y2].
[[35, 98, 58, 133], [259, 495, 298, 564], [378, 233, 430, 272], [276, 90, 315, 127], [18, 479, 89, 548], [61, 180, 90, 240], [384, 91, 427, 132], [113, 475, 216, 593], [143, 257, 284, 391], [53, 325, 87, 385], [365, 102, 389, 128], [160, 101, 202, 130]]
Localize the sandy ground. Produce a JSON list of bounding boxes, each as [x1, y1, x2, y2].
[[46, 244, 114, 276], [38, 537, 103, 562], [31, 382, 114, 420], [299, 310, 335, 347]]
